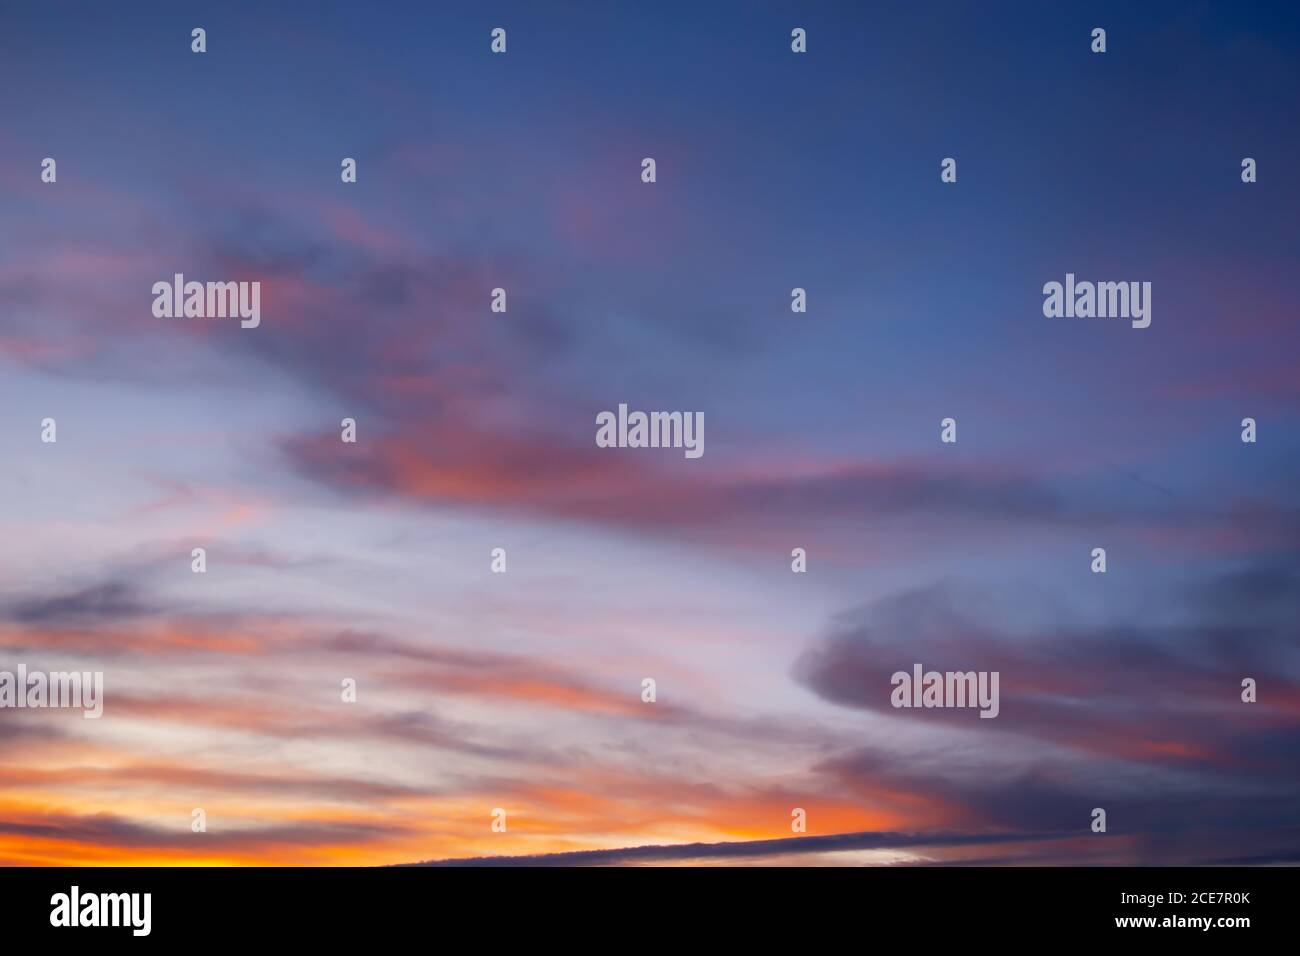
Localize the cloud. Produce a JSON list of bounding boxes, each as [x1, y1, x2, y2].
[[281, 417, 1300, 558], [0, 808, 412, 851], [788, 561, 1300, 856], [0, 762, 429, 804], [5, 581, 151, 626], [794, 561, 1300, 764], [108, 692, 553, 765], [283, 425, 1082, 549], [405, 828, 1068, 867]]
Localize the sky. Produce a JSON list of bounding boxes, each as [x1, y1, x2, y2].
[[0, 0, 1298, 866]]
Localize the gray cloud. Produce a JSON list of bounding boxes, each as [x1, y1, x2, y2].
[[6, 582, 150, 626], [405, 828, 1067, 867]]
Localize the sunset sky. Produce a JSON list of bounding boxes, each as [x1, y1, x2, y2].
[[1, 1, 1298, 866]]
